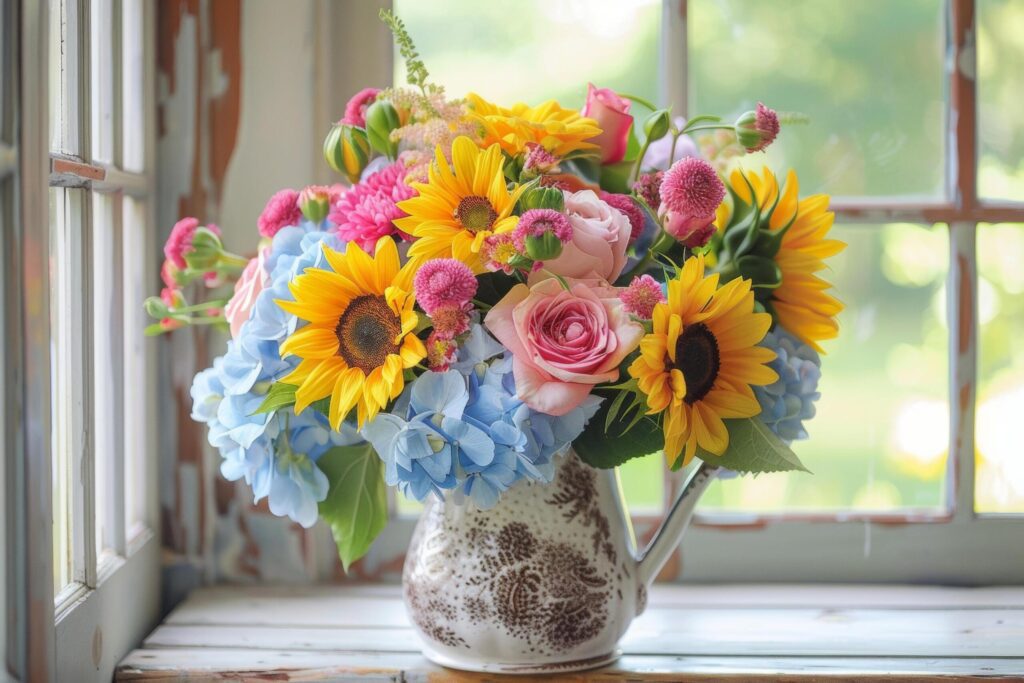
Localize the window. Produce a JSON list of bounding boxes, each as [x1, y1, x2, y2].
[[390, 0, 1024, 583], [4, 0, 160, 679]]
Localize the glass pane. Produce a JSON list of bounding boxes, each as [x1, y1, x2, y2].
[[90, 0, 114, 163], [48, 0, 63, 151], [976, 224, 1024, 513], [122, 196, 148, 528], [122, 0, 145, 172], [617, 454, 663, 514], [93, 192, 122, 553], [690, 0, 946, 198], [395, 0, 661, 107], [50, 187, 73, 592], [977, 0, 1024, 201], [699, 224, 949, 512]]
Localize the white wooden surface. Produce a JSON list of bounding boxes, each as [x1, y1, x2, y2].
[[117, 584, 1024, 681]]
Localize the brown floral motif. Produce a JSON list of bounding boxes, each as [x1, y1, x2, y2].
[[545, 456, 617, 565]]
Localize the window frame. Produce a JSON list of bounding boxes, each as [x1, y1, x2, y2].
[[6, 0, 161, 680]]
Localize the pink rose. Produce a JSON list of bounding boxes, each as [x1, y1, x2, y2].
[[485, 278, 644, 416], [531, 190, 631, 285], [224, 247, 270, 339], [582, 83, 632, 165]]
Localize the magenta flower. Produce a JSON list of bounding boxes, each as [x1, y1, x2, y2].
[[599, 192, 645, 244], [257, 189, 303, 238], [429, 303, 472, 339], [164, 217, 222, 269], [620, 275, 666, 319], [736, 102, 780, 153], [482, 233, 520, 275], [425, 331, 458, 372], [329, 162, 416, 252], [658, 158, 725, 247], [340, 87, 381, 127], [413, 258, 478, 315], [633, 171, 664, 213]]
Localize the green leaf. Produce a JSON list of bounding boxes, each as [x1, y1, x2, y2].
[[475, 271, 519, 306], [696, 417, 810, 475], [599, 160, 635, 194], [254, 383, 297, 415], [574, 394, 664, 469], [317, 443, 389, 572]]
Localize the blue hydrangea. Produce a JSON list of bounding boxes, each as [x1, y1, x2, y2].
[[190, 220, 356, 527], [754, 327, 822, 443], [361, 324, 600, 509]]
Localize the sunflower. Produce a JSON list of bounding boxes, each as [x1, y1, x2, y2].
[[629, 254, 778, 468], [396, 136, 525, 273], [465, 93, 602, 158], [720, 167, 845, 352], [276, 238, 425, 430]]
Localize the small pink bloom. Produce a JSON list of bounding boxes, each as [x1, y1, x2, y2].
[[582, 83, 632, 165], [484, 278, 644, 416], [329, 162, 416, 252], [658, 158, 725, 247], [340, 87, 381, 127], [620, 275, 666, 319], [298, 185, 342, 223], [737, 102, 780, 153], [599, 192, 645, 244], [413, 258, 478, 315], [523, 142, 560, 174], [482, 233, 520, 275], [512, 209, 572, 252], [161, 259, 181, 288], [164, 217, 221, 269], [662, 215, 716, 248], [430, 303, 472, 339], [258, 189, 303, 238], [632, 171, 664, 213], [224, 247, 270, 339], [426, 332, 458, 372], [531, 190, 630, 285]]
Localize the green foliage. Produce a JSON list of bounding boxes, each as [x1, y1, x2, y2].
[[254, 383, 297, 414], [317, 443, 389, 572], [694, 417, 810, 475], [574, 384, 664, 469], [379, 9, 431, 93], [475, 271, 520, 306]]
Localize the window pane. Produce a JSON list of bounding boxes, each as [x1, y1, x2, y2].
[[48, 0, 80, 154], [976, 224, 1024, 513], [977, 0, 1024, 201], [690, 0, 946, 198], [122, 0, 145, 172], [50, 187, 73, 592], [395, 0, 661, 107], [123, 196, 149, 528], [90, 0, 114, 163], [699, 224, 949, 512]]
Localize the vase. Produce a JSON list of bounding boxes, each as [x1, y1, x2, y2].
[[402, 451, 718, 675]]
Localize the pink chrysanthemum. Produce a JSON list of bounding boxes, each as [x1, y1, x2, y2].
[[329, 162, 417, 252], [600, 192, 645, 244], [340, 87, 381, 127], [743, 102, 780, 153], [633, 171, 664, 213], [429, 303, 472, 339], [257, 189, 303, 238], [164, 217, 221, 269], [413, 258, 478, 315], [482, 233, 520, 275], [511, 209, 572, 252], [523, 142, 560, 174], [620, 274, 666, 319], [426, 331, 458, 372], [660, 157, 726, 219]]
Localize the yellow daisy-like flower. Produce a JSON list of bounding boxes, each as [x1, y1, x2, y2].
[[721, 167, 846, 352], [276, 238, 426, 430], [629, 254, 778, 468], [465, 93, 602, 157], [396, 136, 525, 273]]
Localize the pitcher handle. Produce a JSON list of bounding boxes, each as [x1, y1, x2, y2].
[[636, 461, 719, 588]]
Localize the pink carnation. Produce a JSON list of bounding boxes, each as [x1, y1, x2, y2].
[[523, 142, 559, 174], [600, 192, 645, 244], [512, 209, 572, 252], [340, 87, 381, 127], [413, 258, 478, 315], [430, 303, 472, 339], [258, 189, 303, 238], [620, 275, 666, 319], [329, 162, 417, 252], [164, 217, 221, 269], [658, 158, 725, 247]]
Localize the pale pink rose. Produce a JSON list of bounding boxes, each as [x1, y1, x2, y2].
[[224, 247, 270, 339], [484, 278, 644, 416], [531, 190, 631, 285], [582, 83, 632, 164]]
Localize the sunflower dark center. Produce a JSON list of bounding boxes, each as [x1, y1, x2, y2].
[[335, 295, 401, 373], [455, 195, 497, 233], [674, 322, 720, 404]]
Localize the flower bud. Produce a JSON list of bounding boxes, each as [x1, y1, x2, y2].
[[524, 231, 564, 261], [734, 102, 780, 153], [323, 124, 371, 183], [364, 100, 401, 159], [298, 185, 332, 224], [183, 227, 224, 270], [643, 109, 672, 142], [517, 186, 565, 212]]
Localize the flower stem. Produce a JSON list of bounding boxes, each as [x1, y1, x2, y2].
[[681, 124, 736, 135]]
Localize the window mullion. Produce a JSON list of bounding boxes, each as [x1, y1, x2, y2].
[[948, 222, 978, 520]]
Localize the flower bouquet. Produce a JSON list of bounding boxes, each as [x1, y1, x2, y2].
[[148, 10, 843, 672]]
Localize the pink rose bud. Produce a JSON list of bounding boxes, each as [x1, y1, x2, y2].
[[735, 102, 780, 153], [658, 157, 725, 248], [582, 83, 633, 165], [298, 185, 333, 224]]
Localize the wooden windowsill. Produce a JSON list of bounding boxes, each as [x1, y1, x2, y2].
[[117, 583, 1024, 681]]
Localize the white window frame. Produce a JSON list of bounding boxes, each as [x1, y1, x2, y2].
[[5, 0, 161, 680]]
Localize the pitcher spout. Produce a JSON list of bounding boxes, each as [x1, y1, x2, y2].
[[635, 462, 719, 591]]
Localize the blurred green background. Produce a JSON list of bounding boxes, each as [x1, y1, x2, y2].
[[394, 0, 1024, 515]]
